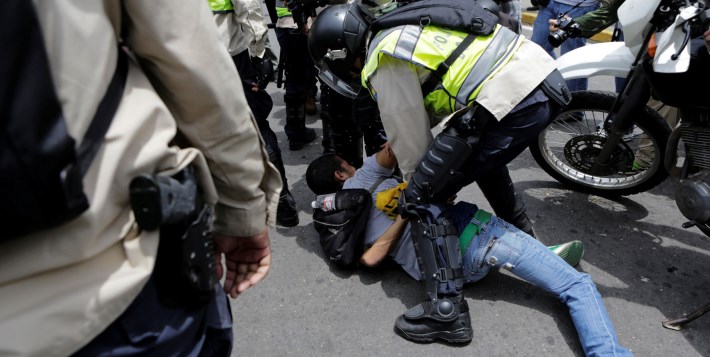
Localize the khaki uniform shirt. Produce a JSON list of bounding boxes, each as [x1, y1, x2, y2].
[[243, 0, 271, 58], [214, 0, 251, 56], [0, 1, 281, 356], [214, 0, 270, 58], [370, 38, 557, 179]]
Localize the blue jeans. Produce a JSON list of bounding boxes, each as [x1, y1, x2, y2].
[[531, 1, 600, 92], [462, 216, 632, 356]]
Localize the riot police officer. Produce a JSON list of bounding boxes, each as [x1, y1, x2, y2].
[[308, 1, 570, 343]]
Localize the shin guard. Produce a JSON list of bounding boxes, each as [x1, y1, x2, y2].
[[410, 217, 465, 302], [396, 216, 471, 344]]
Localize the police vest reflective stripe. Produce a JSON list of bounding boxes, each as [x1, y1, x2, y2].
[[209, 0, 234, 13], [276, 6, 292, 17], [276, 0, 292, 18], [362, 24, 521, 115]]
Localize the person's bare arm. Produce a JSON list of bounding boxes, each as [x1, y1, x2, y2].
[[359, 215, 408, 267], [375, 142, 397, 169]]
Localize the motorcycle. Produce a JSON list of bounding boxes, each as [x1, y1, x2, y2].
[[529, 1, 677, 197], [531, 0, 710, 329], [534, 0, 710, 231]]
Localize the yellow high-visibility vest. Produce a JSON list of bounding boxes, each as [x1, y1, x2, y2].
[[276, 0, 291, 18], [209, 0, 234, 13], [362, 24, 521, 116]]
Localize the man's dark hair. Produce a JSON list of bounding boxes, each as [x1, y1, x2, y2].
[[306, 153, 347, 195]]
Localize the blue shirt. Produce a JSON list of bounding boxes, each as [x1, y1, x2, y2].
[[343, 155, 421, 280], [342, 155, 483, 281]]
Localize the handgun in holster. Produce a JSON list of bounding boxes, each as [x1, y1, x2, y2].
[[129, 166, 217, 307]]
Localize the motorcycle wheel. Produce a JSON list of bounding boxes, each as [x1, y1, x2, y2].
[[530, 90, 672, 197]]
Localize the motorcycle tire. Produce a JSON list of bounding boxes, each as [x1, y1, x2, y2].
[[530, 90, 672, 197]]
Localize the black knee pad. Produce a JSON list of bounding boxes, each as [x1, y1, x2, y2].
[[405, 127, 474, 205]]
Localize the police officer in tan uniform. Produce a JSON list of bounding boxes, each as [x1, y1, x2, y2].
[[210, 0, 300, 227], [0, 0, 280, 355]]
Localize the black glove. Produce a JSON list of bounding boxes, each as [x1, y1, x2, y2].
[[251, 56, 275, 90], [285, 0, 326, 32]]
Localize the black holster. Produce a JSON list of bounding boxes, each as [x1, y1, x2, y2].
[[130, 167, 217, 308], [540, 69, 571, 108]]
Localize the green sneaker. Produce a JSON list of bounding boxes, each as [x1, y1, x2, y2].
[[548, 240, 585, 267]]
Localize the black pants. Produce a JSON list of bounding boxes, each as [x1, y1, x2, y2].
[[73, 254, 232, 356], [442, 87, 557, 203], [232, 50, 282, 162], [274, 28, 316, 100]]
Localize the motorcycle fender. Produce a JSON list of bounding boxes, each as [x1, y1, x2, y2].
[[555, 42, 635, 80]]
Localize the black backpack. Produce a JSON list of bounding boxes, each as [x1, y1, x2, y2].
[[313, 189, 372, 268], [312, 177, 386, 268], [0, 1, 127, 240], [368, 0, 502, 36]]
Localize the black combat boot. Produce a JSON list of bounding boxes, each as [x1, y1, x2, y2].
[[394, 295, 472, 343], [509, 210, 536, 238], [276, 188, 299, 227], [268, 148, 299, 227], [478, 166, 537, 238]]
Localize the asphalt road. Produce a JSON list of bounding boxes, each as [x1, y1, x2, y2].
[[230, 6, 710, 356]]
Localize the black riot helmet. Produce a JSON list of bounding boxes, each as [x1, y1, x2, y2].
[[308, 3, 370, 99]]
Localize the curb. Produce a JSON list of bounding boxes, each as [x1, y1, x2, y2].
[[521, 11, 613, 42]]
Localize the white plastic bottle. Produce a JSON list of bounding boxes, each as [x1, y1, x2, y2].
[[312, 193, 337, 211]]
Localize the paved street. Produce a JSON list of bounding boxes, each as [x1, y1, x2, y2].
[[230, 4, 710, 356]]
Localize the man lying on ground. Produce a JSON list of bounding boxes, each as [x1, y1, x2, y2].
[[305, 145, 632, 356]]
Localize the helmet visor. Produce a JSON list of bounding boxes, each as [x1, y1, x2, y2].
[[315, 59, 359, 99]]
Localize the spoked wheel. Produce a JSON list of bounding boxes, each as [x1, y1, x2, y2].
[[530, 90, 672, 197]]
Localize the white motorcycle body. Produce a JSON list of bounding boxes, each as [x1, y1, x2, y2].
[[555, 42, 634, 79], [555, 0, 679, 80], [617, 0, 661, 54]]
